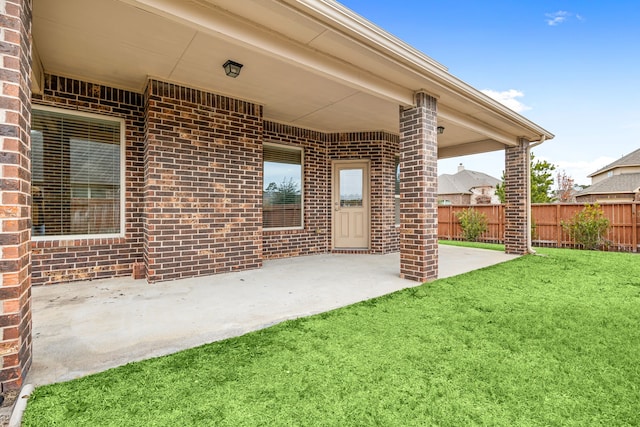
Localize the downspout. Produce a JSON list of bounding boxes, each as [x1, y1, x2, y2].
[[526, 135, 546, 254]]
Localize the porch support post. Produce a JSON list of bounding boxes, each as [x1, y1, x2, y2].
[[399, 92, 438, 282], [504, 138, 531, 254], [0, 0, 33, 388]]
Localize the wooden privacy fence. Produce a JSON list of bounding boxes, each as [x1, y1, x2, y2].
[[438, 203, 639, 252]]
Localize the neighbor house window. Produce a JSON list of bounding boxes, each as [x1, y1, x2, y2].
[[263, 144, 303, 229], [31, 107, 124, 239], [395, 156, 400, 226]]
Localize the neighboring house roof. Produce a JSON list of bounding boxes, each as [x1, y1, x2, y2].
[[588, 148, 640, 177], [576, 173, 640, 196], [438, 167, 500, 195]]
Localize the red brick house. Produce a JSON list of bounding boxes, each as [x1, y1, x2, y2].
[[0, 0, 553, 388]]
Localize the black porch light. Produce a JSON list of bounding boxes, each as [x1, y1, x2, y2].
[[437, 126, 445, 134], [223, 60, 243, 78]]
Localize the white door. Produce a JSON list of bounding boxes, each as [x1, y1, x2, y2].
[[332, 161, 370, 249]]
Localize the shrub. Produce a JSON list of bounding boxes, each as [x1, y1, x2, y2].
[[456, 208, 488, 242], [561, 204, 610, 250]]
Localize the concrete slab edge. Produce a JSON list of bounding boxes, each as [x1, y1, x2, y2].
[[9, 384, 34, 427]]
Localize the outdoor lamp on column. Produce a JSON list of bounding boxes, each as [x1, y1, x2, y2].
[[437, 126, 445, 134], [223, 60, 243, 78]]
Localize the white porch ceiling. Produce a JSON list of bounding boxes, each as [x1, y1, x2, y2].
[[32, 0, 553, 157]]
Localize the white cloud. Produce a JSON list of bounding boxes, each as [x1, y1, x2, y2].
[[481, 89, 531, 113], [554, 157, 617, 185], [545, 11, 583, 26], [546, 11, 569, 26]]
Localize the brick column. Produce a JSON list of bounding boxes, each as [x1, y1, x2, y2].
[[504, 138, 530, 254], [399, 92, 438, 282], [0, 0, 32, 389]]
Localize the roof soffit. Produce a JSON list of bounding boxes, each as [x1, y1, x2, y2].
[[33, 0, 553, 143], [120, 0, 552, 141], [119, 0, 414, 105]]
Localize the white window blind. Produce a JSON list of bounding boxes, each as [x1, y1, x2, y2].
[[263, 144, 303, 229], [31, 108, 122, 238]]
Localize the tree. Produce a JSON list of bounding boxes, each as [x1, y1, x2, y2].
[[269, 178, 300, 205], [561, 204, 610, 250], [531, 154, 556, 203], [495, 152, 556, 203], [556, 170, 575, 203], [456, 208, 488, 241], [265, 182, 278, 193]]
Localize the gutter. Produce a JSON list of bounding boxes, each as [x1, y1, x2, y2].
[[526, 135, 546, 254]]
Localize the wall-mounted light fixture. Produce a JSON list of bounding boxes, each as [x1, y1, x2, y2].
[[223, 60, 243, 78], [437, 126, 445, 134]]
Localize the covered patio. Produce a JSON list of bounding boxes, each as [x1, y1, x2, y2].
[[0, 0, 553, 389], [27, 245, 518, 385]]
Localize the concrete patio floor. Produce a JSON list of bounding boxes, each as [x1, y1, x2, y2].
[[26, 245, 519, 386]]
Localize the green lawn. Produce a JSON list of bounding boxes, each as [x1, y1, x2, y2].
[[439, 239, 506, 251], [24, 248, 640, 426]]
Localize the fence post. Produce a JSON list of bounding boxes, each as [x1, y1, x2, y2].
[[449, 205, 454, 240], [498, 205, 503, 243], [633, 202, 638, 253], [556, 204, 562, 247]]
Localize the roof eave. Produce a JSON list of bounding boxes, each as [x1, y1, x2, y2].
[[287, 0, 554, 142]]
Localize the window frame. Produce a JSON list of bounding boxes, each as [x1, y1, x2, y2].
[[263, 142, 304, 231], [31, 105, 126, 241]]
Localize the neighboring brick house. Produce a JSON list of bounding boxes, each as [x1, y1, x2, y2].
[[438, 164, 501, 205], [0, 0, 553, 388], [576, 148, 640, 203]]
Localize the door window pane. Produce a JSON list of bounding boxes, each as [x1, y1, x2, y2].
[[340, 168, 363, 207]]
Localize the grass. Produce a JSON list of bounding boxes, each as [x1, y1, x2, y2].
[[24, 248, 640, 426], [439, 239, 505, 251]]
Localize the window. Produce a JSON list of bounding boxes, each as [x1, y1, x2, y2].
[[31, 107, 124, 238], [395, 156, 400, 226], [263, 144, 303, 229]]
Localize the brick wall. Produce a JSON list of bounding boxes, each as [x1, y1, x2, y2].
[[0, 0, 32, 389], [399, 93, 438, 282], [262, 122, 329, 259], [262, 125, 399, 258], [28, 76, 402, 285], [504, 139, 529, 254], [31, 75, 145, 285], [144, 80, 263, 282], [328, 131, 399, 254]]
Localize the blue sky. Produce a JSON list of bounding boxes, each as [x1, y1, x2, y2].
[[340, 0, 640, 186]]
